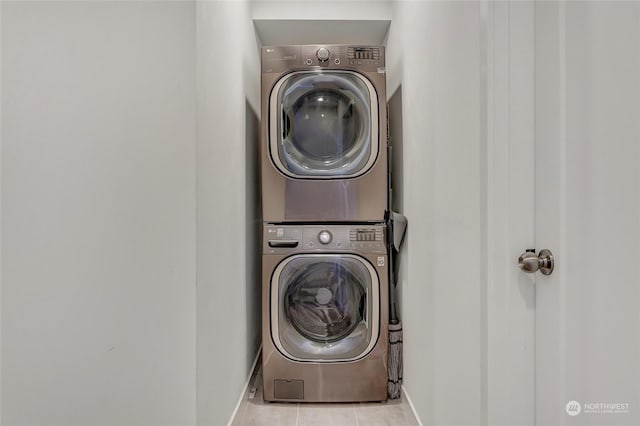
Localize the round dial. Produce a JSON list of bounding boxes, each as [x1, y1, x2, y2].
[[316, 47, 330, 62], [318, 230, 333, 244]]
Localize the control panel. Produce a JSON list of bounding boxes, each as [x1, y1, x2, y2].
[[262, 45, 385, 73], [347, 47, 381, 62], [350, 228, 383, 242], [264, 224, 386, 254]]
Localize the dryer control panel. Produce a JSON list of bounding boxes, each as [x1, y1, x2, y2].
[[262, 44, 385, 73], [264, 224, 386, 254]]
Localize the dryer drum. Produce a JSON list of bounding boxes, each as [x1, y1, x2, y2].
[[276, 72, 373, 177], [286, 88, 361, 162], [283, 261, 367, 343]]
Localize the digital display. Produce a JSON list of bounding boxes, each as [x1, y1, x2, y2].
[[350, 228, 382, 242], [347, 47, 381, 61]]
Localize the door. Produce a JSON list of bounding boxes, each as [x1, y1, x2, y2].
[[270, 71, 378, 178], [270, 254, 380, 362], [534, 2, 640, 425]]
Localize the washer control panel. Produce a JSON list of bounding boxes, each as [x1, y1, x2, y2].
[[264, 224, 386, 254], [350, 228, 383, 242], [318, 230, 333, 244]]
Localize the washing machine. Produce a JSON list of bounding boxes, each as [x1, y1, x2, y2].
[[262, 223, 388, 402], [261, 45, 387, 223]]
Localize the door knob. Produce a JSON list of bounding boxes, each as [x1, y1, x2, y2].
[[518, 249, 554, 275]]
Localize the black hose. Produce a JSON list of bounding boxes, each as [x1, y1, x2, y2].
[[386, 211, 400, 324]]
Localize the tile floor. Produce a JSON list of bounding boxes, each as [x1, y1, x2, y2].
[[231, 363, 419, 426]]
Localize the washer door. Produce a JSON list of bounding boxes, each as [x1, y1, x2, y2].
[[270, 71, 379, 179], [271, 254, 380, 362]]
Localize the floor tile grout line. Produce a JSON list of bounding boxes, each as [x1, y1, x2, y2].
[[295, 403, 300, 426], [354, 404, 359, 426]]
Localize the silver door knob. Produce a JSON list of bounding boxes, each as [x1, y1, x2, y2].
[[518, 249, 554, 275]]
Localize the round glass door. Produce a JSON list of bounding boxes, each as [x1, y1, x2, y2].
[[271, 254, 380, 362], [270, 71, 378, 179]]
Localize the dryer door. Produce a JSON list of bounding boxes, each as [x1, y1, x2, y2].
[[271, 254, 380, 362], [270, 71, 379, 179]]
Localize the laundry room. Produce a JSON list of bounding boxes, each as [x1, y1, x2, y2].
[[2, 1, 639, 426]]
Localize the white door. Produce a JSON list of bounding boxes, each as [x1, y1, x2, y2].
[[534, 2, 640, 425]]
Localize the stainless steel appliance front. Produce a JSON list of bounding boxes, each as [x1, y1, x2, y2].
[[262, 224, 389, 402], [261, 45, 388, 223]]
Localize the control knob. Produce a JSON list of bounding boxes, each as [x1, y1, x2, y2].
[[316, 47, 330, 62], [318, 230, 332, 245]]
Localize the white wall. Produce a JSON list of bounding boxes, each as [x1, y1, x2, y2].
[[1, 1, 196, 425], [386, 2, 487, 424], [2, 1, 265, 424], [196, 1, 261, 425]]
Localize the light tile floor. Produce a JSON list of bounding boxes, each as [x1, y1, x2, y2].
[[232, 364, 419, 426]]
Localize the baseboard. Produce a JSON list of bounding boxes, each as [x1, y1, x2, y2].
[[226, 345, 262, 426], [402, 384, 423, 426]]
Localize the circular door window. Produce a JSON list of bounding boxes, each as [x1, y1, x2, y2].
[[270, 71, 379, 179], [271, 254, 380, 362]]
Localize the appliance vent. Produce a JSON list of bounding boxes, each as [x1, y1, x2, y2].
[[274, 379, 304, 400]]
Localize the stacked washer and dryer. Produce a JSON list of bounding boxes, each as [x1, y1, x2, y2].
[[260, 45, 389, 402]]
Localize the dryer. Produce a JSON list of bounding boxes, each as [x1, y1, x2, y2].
[[262, 223, 388, 402], [261, 45, 387, 223]]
